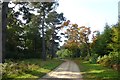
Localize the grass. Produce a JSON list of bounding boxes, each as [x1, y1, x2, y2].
[[1, 58, 64, 80], [74, 58, 119, 80]]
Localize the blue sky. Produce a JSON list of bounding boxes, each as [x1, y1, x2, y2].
[[56, 0, 119, 32]]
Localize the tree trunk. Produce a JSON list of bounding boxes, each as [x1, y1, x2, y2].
[[0, 2, 2, 63], [2, 2, 8, 63], [86, 42, 91, 56], [51, 24, 56, 59], [51, 35, 54, 59], [34, 35, 37, 54], [42, 11, 46, 61]]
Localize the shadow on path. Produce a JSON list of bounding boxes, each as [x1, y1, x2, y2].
[[39, 60, 83, 80]]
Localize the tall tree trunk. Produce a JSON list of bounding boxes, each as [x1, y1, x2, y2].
[[51, 25, 56, 59], [34, 35, 37, 55], [0, 2, 2, 63], [2, 2, 8, 63], [51, 33, 54, 59], [42, 11, 46, 60]]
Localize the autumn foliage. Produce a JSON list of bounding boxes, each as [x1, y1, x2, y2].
[[61, 20, 91, 57]]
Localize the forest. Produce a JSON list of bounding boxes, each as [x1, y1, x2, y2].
[[1, 1, 120, 80]]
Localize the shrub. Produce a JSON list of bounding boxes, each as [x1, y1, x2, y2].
[[89, 54, 98, 64], [84, 55, 90, 61], [97, 52, 120, 70], [56, 49, 72, 58]]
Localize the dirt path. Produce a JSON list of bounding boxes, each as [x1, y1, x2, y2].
[[39, 60, 83, 80]]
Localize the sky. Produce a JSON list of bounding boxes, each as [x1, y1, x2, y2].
[[56, 0, 119, 32], [56, 0, 119, 46], [8, 0, 120, 46]]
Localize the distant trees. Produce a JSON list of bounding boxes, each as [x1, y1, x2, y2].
[[3, 1, 119, 62], [59, 20, 119, 61], [56, 49, 72, 58], [91, 24, 112, 56], [95, 23, 120, 69], [61, 20, 91, 58]]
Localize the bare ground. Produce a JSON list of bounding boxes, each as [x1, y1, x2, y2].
[[39, 60, 83, 80]]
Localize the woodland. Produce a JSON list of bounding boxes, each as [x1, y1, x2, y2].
[[1, 1, 120, 79]]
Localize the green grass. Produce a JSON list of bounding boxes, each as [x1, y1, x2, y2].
[[74, 58, 119, 80], [1, 58, 64, 80]]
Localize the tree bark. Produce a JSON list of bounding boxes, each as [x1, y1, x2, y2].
[[34, 35, 37, 54], [0, 2, 2, 63], [42, 11, 46, 61], [2, 2, 8, 63], [51, 24, 56, 59], [51, 31, 54, 59]]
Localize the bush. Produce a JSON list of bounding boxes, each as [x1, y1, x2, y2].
[[84, 55, 90, 61], [56, 49, 72, 58], [2, 59, 63, 79], [89, 54, 98, 64], [97, 52, 120, 70]]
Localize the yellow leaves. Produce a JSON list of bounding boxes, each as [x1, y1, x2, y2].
[[67, 29, 70, 32], [63, 20, 70, 26], [60, 20, 70, 28], [92, 30, 100, 44], [72, 24, 78, 27], [61, 20, 92, 46], [64, 39, 80, 49], [80, 26, 85, 28], [78, 28, 81, 30]]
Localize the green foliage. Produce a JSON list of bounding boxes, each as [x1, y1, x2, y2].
[[96, 23, 120, 70], [56, 49, 72, 58], [74, 59, 119, 80], [90, 23, 119, 71], [80, 43, 88, 58], [6, 5, 42, 59], [68, 44, 81, 58], [97, 52, 120, 68], [45, 11, 65, 59], [91, 24, 112, 56], [108, 23, 120, 53], [63, 41, 81, 58], [6, 2, 64, 59], [2, 59, 63, 79], [89, 54, 98, 64], [63, 21, 91, 57]]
